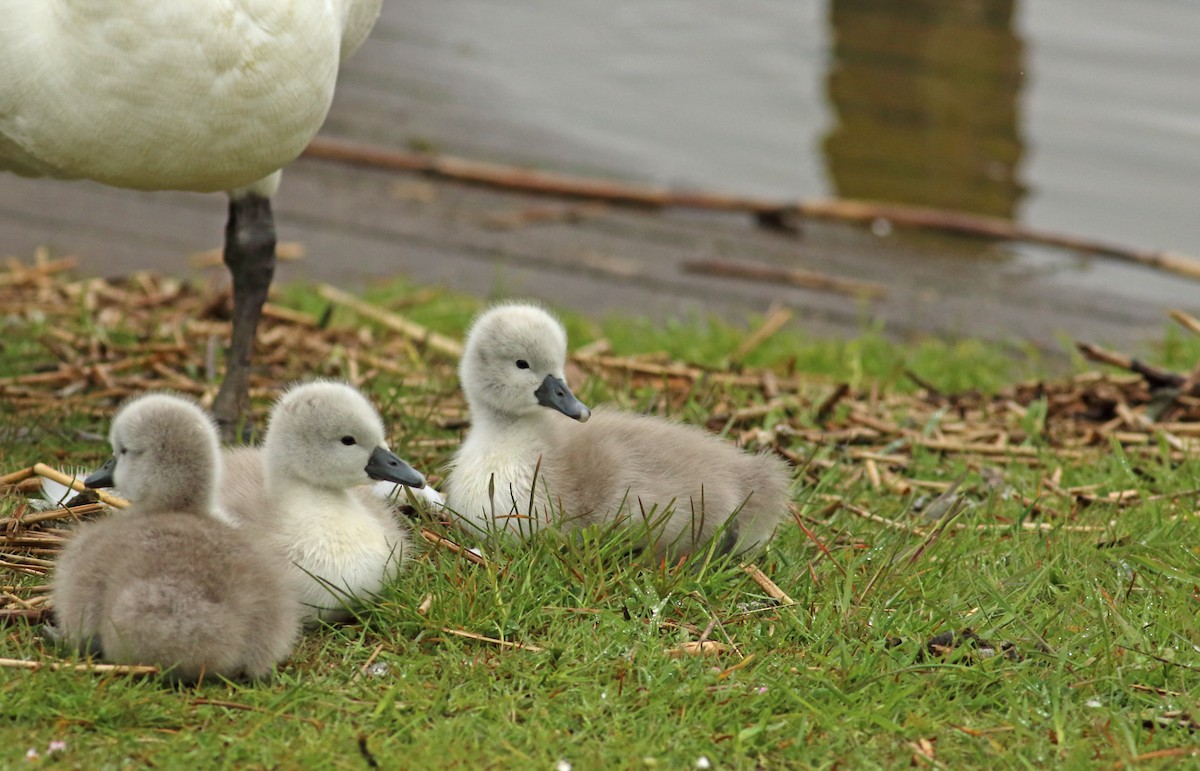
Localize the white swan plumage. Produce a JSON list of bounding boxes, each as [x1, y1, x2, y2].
[[0, 0, 382, 433]]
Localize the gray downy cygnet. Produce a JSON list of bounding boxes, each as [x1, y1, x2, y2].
[[445, 303, 793, 557], [51, 392, 300, 683]]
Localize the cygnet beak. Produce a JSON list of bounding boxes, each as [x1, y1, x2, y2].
[[535, 374, 591, 423], [365, 446, 426, 488], [84, 457, 117, 489]]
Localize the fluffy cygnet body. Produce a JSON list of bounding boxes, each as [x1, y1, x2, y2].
[[220, 381, 425, 623], [51, 393, 299, 682], [445, 304, 793, 556]]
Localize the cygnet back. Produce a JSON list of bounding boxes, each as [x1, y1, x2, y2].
[[543, 407, 792, 556], [51, 393, 299, 682]]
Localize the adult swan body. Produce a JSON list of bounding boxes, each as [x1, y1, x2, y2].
[[0, 0, 381, 435]]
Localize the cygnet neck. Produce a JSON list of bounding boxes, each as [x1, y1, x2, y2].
[[267, 468, 359, 515], [264, 447, 360, 503], [469, 401, 561, 437], [140, 452, 218, 517], [145, 487, 214, 518]]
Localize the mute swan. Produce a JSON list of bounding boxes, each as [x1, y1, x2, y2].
[[51, 393, 300, 682], [219, 380, 425, 623], [0, 0, 381, 436], [445, 303, 793, 557]]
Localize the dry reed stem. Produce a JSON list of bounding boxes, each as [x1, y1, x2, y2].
[[317, 284, 463, 358], [191, 698, 325, 729], [439, 628, 545, 653], [574, 352, 817, 390], [0, 657, 158, 675], [32, 465, 128, 509], [666, 640, 730, 658], [733, 305, 795, 363], [304, 136, 1200, 279], [349, 644, 385, 684], [0, 257, 77, 286], [1170, 309, 1200, 338], [913, 439, 1082, 459], [0, 608, 51, 622], [685, 260, 887, 300], [0, 504, 107, 531], [0, 467, 36, 486], [2, 591, 32, 608], [419, 528, 488, 567], [1076, 342, 1187, 389], [0, 562, 46, 576], [964, 521, 1110, 534], [0, 553, 54, 568], [823, 496, 920, 534], [740, 563, 796, 606], [1129, 748, 1200, 764]]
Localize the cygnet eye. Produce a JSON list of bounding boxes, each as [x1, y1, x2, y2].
[[515, 359, 530, 370], [341, 436, 356, 446]]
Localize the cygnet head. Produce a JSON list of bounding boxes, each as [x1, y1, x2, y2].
[[84, 392, 220, 515], [262, 380, 425, 490], [460, 303, 590, 423]]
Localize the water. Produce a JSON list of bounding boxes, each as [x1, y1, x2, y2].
[[1019, 1, 1200, 255], [403, 0, 1200, 257]]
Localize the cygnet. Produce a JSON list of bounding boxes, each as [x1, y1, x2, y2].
[[445, 303, 793, 556], [51, 393, 299, 682], [219, 380, 426, 623]]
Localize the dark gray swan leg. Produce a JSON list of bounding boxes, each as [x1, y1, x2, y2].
[[211, 193, 276, 442]]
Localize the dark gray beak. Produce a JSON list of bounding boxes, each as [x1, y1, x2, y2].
[[535, 374, 591, 422], [365, 446, 425, 488], [84, 457, 117, 489]]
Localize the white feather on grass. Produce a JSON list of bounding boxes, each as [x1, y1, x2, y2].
[[33, 468, 92, 511]]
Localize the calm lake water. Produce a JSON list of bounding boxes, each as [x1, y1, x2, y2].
[[403, 0, 1200, 258]]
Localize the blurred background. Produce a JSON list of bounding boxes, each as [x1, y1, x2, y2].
[[3, 0, 1199, 350], [368, 0, 1198, 254]]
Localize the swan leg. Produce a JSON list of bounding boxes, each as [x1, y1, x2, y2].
[[211, 193, 276, 441]]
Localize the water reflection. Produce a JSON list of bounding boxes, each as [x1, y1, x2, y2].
[[823, 0, 1026, 218]]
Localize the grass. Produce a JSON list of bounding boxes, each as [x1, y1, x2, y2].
[[3, 273, 1200, 769]]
